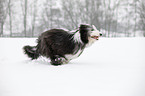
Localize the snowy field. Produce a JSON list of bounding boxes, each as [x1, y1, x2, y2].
[[0, 38, 145, 96]]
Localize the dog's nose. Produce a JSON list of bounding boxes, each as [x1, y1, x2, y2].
[[100, 33, 102, 36]]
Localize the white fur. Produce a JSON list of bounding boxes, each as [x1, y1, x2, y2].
[[65, 25, 101, 62], [65, 49, 83, 61], [86, 25, 100, 47], [86, 37, 96, 47], [91, 25, 100, 36], [70, 30, 83, 44]]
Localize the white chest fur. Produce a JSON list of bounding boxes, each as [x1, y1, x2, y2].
[[65, 49, 83, 61], [85, 37, 96, 47]]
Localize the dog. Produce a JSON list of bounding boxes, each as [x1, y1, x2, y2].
[[23, 24, 102, 66]]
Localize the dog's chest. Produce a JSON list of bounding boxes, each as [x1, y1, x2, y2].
[[65, 49, 83, 60], [86, 37, 96, 47]]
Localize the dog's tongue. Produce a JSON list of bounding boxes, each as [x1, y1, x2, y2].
[[94, 36, 99, 40], [92, 36, 99, 40]]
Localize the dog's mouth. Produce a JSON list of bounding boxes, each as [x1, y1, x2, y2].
[[91, 36, 99, 40]]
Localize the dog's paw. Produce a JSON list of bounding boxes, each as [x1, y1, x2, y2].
[[56, 57, 69, 64], [51, 61, 62, 66], [50, 55, 70, 66], [51, 59, 62, 66]]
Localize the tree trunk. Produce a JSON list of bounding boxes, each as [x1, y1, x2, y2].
[[31, 0, 37, 37], [134, 1, 137, 37], [24, 0, 27, 37], [8, 0, 12, 37], [0, 23, 3, 37]]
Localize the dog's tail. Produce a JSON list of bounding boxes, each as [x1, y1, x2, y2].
[[23, 45, 39, 60]]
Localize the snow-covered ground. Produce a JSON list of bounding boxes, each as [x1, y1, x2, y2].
[[0, 38, 145, 96]]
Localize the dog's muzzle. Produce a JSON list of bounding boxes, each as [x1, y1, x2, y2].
[[91, 36, 99, 40], [91, 33, 102, 40]]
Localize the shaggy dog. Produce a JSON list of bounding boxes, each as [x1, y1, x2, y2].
[[23, 24, 102, 66]]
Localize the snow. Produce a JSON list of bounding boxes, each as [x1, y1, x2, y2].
[[0, 38, 145, 96]]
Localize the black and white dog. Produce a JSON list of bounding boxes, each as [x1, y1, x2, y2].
[[23, 24, 102, 66]]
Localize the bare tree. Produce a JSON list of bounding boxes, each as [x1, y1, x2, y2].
[[102, 0, 120, 37], [129, 0, 139, 37], [0, 0, 143, 37], [138, 0, 145, 37], [31, 0, 38, 37], [107, 0, 112, 37], [41, 0, 56, 29], [113, 0, 121, 37], [8, 0, 13, 37], [24, 0, 28, 37], [123, 0, 131, 37], [61, 0, 103, 30], [0, 0, 8, 37], [21, 0, 28, 37], [133, 0, 138, 37], [61, 0, 78, 29]]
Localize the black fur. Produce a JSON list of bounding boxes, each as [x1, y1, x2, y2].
[[23, 24, 92, 66], [79, 25, 91, 43], [23, 46, 39, 60]]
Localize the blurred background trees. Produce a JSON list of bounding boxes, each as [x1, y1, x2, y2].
[[0, 0, 8, 37], [0, 0, 144, 37], [138, 0, 145, 37]]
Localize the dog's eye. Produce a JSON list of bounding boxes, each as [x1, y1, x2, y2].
[[91, 29, 95, 31]]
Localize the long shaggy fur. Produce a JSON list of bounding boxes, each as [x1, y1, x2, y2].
[[23, 24, 101, 66], [23, 46, 39, 60]]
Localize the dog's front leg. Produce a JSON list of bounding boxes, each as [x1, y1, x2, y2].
[[50, 55, 67, 66]]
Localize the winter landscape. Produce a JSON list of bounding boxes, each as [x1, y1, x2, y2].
[[0, 37, 145, 96], [0, 0, 145, 96]]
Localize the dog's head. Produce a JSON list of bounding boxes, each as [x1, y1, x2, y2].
[[90, 25, 102, 40], [79, 24, 102, 41]]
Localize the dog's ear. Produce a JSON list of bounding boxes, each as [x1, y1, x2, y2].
[[79, 24, 91, 44], [92, 25, 98, 31]]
